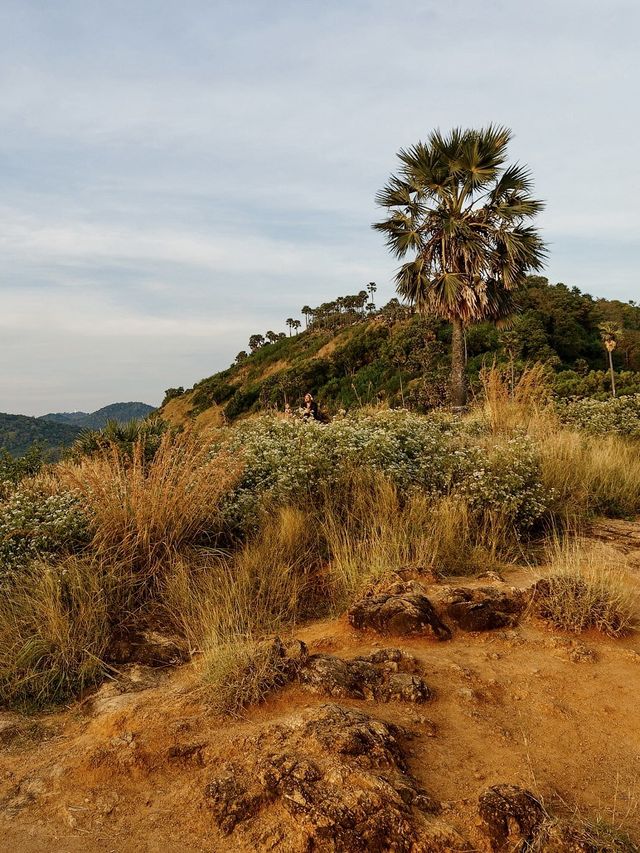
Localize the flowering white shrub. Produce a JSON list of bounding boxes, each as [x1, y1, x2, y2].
[[213, 410, 549, 531], [0, 487, 89, 584], [556, 395, 640, 437]]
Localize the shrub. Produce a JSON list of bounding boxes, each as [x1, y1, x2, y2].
[[0, 556, 131, 707], [556, 394, 640, 438], [0, 486, 89, 586], [201, 637, 296, 717], [215, 410, 550, 533], [69, 417, 168, 462], [57, 431, 242, 582], [535, 540, 638, 637]]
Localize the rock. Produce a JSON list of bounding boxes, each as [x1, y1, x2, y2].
[[299, 649, 431, 704], [439, 586, 528, 632], [478, 784, 545, 851], [348, 584, 452, 639], [204, 703, 460, 851], [107, 629, 189, 667]]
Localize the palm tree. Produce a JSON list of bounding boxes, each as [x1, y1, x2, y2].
[[599, 321, 622, 397], [302, 305, 313, 328], [373, 125, 546, 407], [292, 319, 302, 334], [286, 318, 294, 336]]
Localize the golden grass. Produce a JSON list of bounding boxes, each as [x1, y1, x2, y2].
[[535, 538, 639, 637], [0, 556, 131, 707], [56, 431, 241, 581], [538, 430, 640, 522], [480, 362, 555, 435], [200, 637, 293, 717]]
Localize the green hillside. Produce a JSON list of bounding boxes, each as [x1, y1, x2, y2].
[[0, 413, 82, 457], [40, 402, 156, 430], [160, 276, 640, 425]]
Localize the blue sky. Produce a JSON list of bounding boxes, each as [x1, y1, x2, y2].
[[1, 0, 638, 415]]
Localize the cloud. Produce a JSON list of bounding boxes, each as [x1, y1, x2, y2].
[[0, 0, 638, 414]]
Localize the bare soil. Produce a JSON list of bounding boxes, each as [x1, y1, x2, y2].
[[1, 524, 640, 852]]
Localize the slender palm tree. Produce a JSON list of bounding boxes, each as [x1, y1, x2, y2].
[[301, 305, 312, 328], [599, 321, 622, 397], [286, 318, 294, 336], [373, 125, 546, 407]]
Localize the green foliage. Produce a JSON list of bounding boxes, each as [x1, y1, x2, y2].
[[161, 387, 185, 406], [214, 410, 549, 533], [0, 412, 81, 458], [0, 444, 46, 496], [69, 417, 168, 461], [557, 394, 640, 437], [0, 486, 90, 585]]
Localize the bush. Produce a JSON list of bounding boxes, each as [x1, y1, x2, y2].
[[535, 540, 638, 637], [0, 557, 131, 707], [70, 418, 168, 462], [556, 394, 640, 438], [201, 637, 297, 717], [215, 410, 550, 533], [58, 431, 242, 582], [0, 486, 89, 586]]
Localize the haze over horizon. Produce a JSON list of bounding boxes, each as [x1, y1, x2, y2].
[[1, 0, 638, 416]]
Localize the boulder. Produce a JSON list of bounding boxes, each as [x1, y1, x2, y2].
[[299, 648, 431, 704], [439, 586, 528, 632], [204, 703, 460, 852], [478, 784, 545, 851], [348, 584, 452, 639]]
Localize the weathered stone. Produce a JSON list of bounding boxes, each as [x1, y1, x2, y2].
[[478, 784, 545, 851], [441, 586, 527, 631], [204, 703, 459, 851], [299, 650, 431, 704], [107, 629, 189, 667], [348, 585, 452, 639]]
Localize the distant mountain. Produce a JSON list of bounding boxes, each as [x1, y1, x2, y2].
[[0, 412, 82, 458], [40, 402, 156, 430]]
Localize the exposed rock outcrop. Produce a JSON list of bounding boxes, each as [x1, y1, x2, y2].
[[478, 784, 545, 851], [299, 648, 432, 704], [348, 582, 452, 639], [205, 703, 461, 851], [438, 586, 528, 632]]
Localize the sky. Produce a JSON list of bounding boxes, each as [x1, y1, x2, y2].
[[1, 0, 638, 415]]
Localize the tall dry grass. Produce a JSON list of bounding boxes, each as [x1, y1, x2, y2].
[[538, 430, 640, 521], [57, 431, 241, 581], [480, 362, 555, 435], [535, 538, 639, 637], [0, 556, 132, 707]]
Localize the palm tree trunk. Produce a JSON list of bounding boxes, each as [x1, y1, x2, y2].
[[608, 350, 617, 397], [450, 317, 466, 408]]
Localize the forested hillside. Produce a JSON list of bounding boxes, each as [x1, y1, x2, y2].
[[0, 412, 82, 457], [40, 402, 156, 430], [160, 276, 640, 426]]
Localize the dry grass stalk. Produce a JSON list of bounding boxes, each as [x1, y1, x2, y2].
[[57, 431, 241, 579], [536, 538, 639, 637]]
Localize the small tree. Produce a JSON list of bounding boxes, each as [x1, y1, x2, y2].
[[249, 333, 265, 352], [265, 330, 279, 344], [302, 305, 313, 328], [292, 319, 301, 334], [599, 321, 622, 397], [286, 318, 294, 336], [235, 351, 248, 364]]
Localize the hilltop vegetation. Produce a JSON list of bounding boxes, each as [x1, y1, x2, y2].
[[161, 276, 640, 427]]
